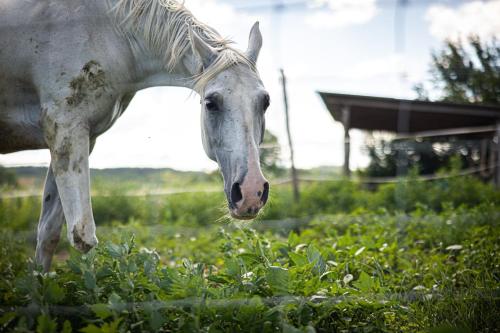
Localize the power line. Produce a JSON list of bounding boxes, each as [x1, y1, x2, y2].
[[3, 163, 495, 199], [230, 0, 470, 12]]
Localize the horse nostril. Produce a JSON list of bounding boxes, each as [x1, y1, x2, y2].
[[231, 182, 243, 205], [261, 182, 270, 205]]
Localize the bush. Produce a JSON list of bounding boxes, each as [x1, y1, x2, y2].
[[0, 205, 498, 332], [0, 165, 17, 188], [2, 173, 498, 234]]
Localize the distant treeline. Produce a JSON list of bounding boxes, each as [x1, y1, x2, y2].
[[2, 165, 342, 191], [2, 167, 498, 233], [0, 165, 17, 187]]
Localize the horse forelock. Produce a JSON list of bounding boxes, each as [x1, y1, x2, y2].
[[110, 0, 257, 92]]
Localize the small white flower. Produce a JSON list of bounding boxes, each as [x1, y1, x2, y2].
[[355, 247, 366, 256], [327, 260, 338, 267], [295, 244, 308, 252], [343, 274, 354, 285], [413, 285, 427, 291], [446, 245, 463, 251]]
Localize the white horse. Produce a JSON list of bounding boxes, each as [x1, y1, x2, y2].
[[0, 0, 270, 271]]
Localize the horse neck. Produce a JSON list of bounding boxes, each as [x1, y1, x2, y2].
[[125, 35, 198, 91], [104, 0, 203, 92]]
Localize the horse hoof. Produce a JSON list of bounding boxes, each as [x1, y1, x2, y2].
[[72, 228, 98, 253]]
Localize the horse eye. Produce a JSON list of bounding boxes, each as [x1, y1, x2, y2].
[[263, 94, 270, 111], [205, 99, 218, 112]]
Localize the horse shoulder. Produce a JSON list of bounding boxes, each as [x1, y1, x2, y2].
[[90, 93, 136, 137]]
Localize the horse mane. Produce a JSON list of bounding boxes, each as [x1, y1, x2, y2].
[[110, 0, 256, 91]]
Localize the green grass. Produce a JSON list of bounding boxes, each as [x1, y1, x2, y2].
[[0, 207, 499, 332], [0, 174, 499, 332], [2, 171, 499, 229]]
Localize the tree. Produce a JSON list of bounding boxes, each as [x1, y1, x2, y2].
[[260, 130, 285, 178], [423, 37, 500, 104], [0, 165, 17, 188], [362, 136, 480, 178], [208, 130, 284, 180], [365, 37, 499, 178]]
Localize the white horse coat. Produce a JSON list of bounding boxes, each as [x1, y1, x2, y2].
[[0, 0, 270, 271]]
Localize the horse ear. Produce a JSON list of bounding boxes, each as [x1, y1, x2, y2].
[[190, 30, 218, 70], [246, 21, 263, 64]]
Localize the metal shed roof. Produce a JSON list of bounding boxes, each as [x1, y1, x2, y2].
[[318, 92, 500, 135]]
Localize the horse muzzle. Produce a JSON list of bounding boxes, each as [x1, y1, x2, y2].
[[228, 178, 269, 220]]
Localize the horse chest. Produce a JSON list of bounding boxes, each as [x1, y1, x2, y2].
[[89, 93, 135, 138], [0, 112, 45, 154], [0, 78, 46, 153]]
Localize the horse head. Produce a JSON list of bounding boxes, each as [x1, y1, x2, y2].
[[192, 23, 270, 220]]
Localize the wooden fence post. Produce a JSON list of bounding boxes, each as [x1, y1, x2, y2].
[[280, 69, 300, 201]]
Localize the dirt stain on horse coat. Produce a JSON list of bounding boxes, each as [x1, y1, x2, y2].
[[72, 156, 84, 174], [54, 137, 72, 173], [66, 61, 107, 107]]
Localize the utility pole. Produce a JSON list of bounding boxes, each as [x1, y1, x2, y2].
[[280, 68, 300, 202], [496, 122, 500, 189]]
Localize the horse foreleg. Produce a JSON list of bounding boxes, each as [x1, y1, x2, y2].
[[35, 138, 96, 271], [44, 117, 98, 254], [35, 165, 65, 272]]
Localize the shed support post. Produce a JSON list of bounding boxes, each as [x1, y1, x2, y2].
[[480, 139, 489, 178], [396, 103, 411, 177], [342, 106, 351, 177]]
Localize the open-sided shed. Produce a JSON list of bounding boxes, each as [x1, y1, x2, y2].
[[318, 92, 500, 182]]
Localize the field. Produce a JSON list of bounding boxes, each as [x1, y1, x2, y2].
[[0, 167, 499, 332]]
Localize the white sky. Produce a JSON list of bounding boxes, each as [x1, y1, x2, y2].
[[2, 0, 500, 171]]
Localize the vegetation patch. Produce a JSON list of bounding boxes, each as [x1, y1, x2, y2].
[[1, 165, 498, 332], [0, 177, 498, 332]]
